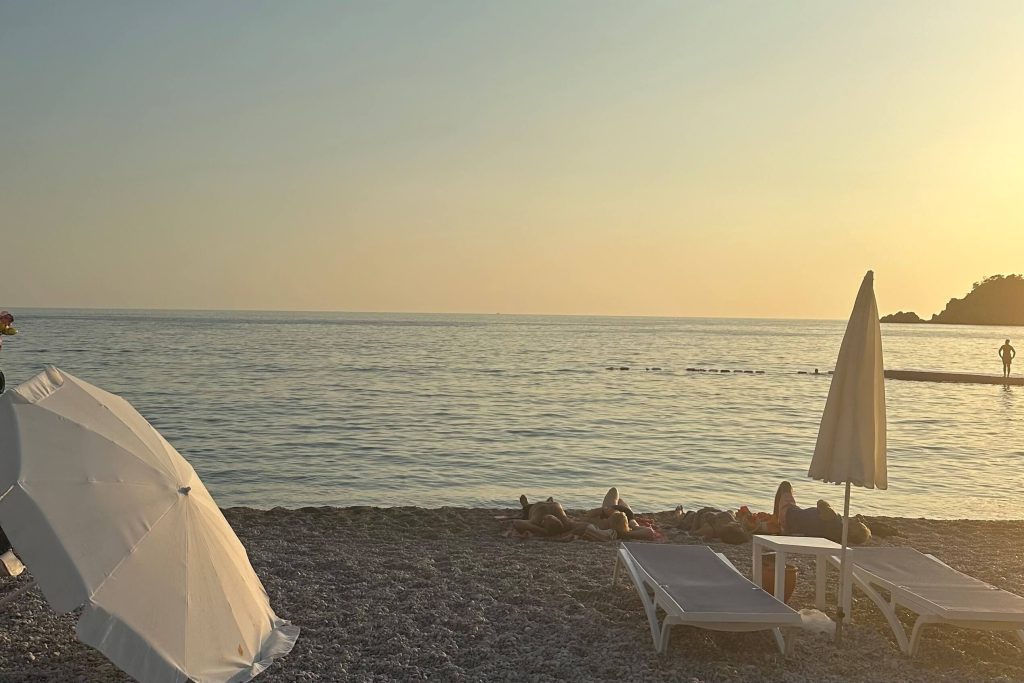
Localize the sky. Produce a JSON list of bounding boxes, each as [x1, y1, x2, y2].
[[2, 1, 1022, 318]]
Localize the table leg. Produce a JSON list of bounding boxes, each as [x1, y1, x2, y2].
[[752, 542, 762, 585], [774, 550, 786, 600], [815, 555, 826, 610], [842, 570, 853, 623]]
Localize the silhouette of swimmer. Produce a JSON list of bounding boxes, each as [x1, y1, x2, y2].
[[999, 339, 1016, 378]]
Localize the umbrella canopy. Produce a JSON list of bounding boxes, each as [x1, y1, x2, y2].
[[808, 270, 887, 489], [807, 270, 887, 642], [0, 367, 298, 683]]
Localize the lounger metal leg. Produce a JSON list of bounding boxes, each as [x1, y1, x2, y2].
[[851, 574, 910, 653], [815, 557, 827, 610], [842, 575, 853, 624], [752, 542, 762, 585], [908, 617, 934, 657], [619, 553, 664, 651], [771, 627, 786, 655], [774, 550, 787, 601], [659, 620, 674, 655]]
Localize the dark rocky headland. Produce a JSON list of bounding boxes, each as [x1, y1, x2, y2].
[[881, 274, 1024, 325]]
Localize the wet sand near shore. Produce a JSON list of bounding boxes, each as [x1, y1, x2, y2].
[[1, 507, 1022, 682]]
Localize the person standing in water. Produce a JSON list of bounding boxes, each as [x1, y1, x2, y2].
[[999, 339, 1015, 377]]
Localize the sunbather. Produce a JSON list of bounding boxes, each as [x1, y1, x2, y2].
[[772, 481, 870, 544], [674, 506, 750, 544], [583, 488, 655, 539], [585, 486, 636, 521], [515, 491, 655, 540]]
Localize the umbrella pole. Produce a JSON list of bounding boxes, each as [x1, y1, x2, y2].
[[0, 579, 36, 610], [835, 480, 852, 644]]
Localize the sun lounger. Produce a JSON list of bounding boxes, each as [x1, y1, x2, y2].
[[834, 547, 1024, 655], [613, 543, 802, 654]]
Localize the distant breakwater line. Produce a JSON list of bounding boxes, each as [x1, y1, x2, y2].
[[884, 370, 1024, 386]]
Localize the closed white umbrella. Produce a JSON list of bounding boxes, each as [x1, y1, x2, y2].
[[807, 270, 887, 643], [0, 367, 298, 682]]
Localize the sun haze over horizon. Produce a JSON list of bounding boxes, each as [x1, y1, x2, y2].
[[3, 2, 1023, 318]]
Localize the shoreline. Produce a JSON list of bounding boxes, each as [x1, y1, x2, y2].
[[1, 507, 1022, 681], [226, 504, 1024, 522]]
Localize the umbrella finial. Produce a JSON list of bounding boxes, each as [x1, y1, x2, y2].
[[44, 366, 64, 386], [178, 486, 191, 495]]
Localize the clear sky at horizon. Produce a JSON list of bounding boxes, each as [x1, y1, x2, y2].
[[3, 1, 1022, 318]]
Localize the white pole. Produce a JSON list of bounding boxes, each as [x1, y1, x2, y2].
[[835, 480, 852, 644], [0, 579, 35, 609]]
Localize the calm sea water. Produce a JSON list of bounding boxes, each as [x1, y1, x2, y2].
[[1, 310, 1021, 519]]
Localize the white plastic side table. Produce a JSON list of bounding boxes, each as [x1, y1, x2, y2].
[[752, 535, 842, 611]]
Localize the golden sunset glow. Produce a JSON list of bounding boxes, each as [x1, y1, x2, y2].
[[3, 2, 1023, 317]]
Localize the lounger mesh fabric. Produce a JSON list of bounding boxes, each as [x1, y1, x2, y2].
[[852, 548, 1024, 617], [622, 543, 794, 616]]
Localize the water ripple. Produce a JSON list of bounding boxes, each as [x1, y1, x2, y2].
[[2, 311, 1022, 519]]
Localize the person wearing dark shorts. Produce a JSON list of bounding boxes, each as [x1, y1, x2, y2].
[[772, 481, 870, 545], [1000, 339, 1015, 378]]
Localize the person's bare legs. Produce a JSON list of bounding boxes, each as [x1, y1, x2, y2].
[[511, 519, 547, 534], [519, 495, 531, 517], [580, 524, 615, 541], [602, 487, 619, 511], [773, 481, 796, 534], [513, 514, 569, 535]]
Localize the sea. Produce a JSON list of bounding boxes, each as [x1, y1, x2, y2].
[[1, 310, 1021, 520]]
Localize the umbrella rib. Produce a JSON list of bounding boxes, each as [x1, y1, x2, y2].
[[81, 394, 187, 480], [28, 416, 178, 486], [188, 505, 267, 652], [20, 480, 168, 488], [86, 496, 180, 604], [184, 497, 190, 674]]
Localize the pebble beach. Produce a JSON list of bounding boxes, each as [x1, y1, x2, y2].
[[1, 507, 1022, 682]]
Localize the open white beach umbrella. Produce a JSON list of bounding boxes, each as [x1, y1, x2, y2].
[[0, 367, 298, 682], [807, 270, 887, 643]]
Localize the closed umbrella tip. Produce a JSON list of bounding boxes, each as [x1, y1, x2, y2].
[[44, 366, 65, 386]]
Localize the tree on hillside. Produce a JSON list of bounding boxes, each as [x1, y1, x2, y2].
[[930, 275, 1024, 325]]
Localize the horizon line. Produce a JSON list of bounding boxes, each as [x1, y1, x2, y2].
[[8, 304, 849, 323]]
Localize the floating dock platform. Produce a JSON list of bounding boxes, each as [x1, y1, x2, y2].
[[884, 370, 1024, 386]]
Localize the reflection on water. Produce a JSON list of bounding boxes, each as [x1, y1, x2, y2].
[[2, 310, 1022, 519], [1001, 384, 1016, 410]]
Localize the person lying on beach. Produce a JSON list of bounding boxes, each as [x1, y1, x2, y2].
[[674, 506, 750, 544], [514, 495, 617, 540], [514, 493, 655, 541], [515, 495, 574, 534], [583, 486, 636, 522], [581, 488, 655, 539], [772, 481, 871, 544]]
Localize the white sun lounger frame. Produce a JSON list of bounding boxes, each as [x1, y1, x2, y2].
[[613, 544, 800, 655], [833, 551, 1024, 656]]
